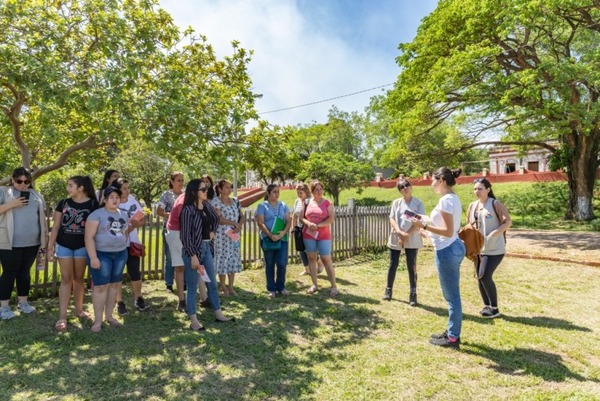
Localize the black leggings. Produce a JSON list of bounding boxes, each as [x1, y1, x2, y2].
[[386, 248, 418, 292], [125, 251, 142, 281], [0, 246, 39, 300], [476, 254, 504, 307]]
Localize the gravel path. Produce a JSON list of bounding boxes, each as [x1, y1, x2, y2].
[[506, 229, 600, 265]]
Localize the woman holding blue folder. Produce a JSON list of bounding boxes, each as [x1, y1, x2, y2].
[[256, 184, 292, 298]]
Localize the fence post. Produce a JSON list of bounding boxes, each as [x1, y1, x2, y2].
[[348, 198, 357, 255]]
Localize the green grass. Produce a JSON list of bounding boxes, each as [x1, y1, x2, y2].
[[1, 252, 599, 400], [249, 181, 600, 231]]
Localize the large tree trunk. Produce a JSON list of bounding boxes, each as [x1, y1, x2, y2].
[[565, 130, 600, 221]]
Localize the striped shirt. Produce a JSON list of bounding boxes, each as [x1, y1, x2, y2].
[[180, 200, 219, 260]]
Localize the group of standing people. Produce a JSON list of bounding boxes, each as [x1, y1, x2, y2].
[[0, 164, 511, 347], [384, 167, 511, 348]]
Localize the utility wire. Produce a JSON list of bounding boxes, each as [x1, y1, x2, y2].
[[258, 83, 394, 115]]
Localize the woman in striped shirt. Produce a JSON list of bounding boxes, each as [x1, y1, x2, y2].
[[180, 178, 235, 331]]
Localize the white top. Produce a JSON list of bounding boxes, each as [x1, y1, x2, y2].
[[429, 193, 462, 250], [118, 194, 143, 244]]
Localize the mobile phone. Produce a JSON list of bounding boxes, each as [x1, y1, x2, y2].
[[403, 209, 421, 220], [21, 191, 30, 201]]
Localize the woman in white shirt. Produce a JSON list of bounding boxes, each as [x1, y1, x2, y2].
[[411, 167, 465, 348]]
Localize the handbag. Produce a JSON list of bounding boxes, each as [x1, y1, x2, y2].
[[261, 237, 282, 251], [293, 226, 305, 252], [129, 242, 146, 257], [458, 222, 483, 262]]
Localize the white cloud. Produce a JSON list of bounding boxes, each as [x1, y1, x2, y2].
[[159, 0, 437, 126]]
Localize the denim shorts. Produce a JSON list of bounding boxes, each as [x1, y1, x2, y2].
[[304, 239, 332, 256], [55, 244, 88, 259], [88, 249, 128, 286]]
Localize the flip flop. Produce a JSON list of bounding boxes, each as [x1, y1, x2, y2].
[[329, 287, 340, 297], [54, 319, 67, 332], [77, 311, 93, 321], [306, 285, 318, 295]]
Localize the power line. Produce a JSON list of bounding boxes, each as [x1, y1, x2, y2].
[[258, 83, 394, 115]]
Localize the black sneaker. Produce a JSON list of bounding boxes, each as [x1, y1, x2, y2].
[[430, 330, 448, 340], [166, 285, 174, 293], [409, 292, 417, 307], [117, 301, 128, 316], [382, 288, 392, 301], [429, 333, 460, 348], [177, 300, 187, 313], [135, 297, 150, 312], [200, 300, 212, 309], [481, 306, 500, 318]]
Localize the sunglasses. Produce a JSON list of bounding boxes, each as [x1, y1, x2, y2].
[[198, 187, 209, 192], [398, 183, 411, 190], [15, 179, 31, 185]]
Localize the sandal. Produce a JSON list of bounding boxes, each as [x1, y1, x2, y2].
[[329, 287, 339, 297], [105, 318, 122, 327], [306, 285, 318, 295], [77, 311, 93, 321], [54, 319, 67, 332]]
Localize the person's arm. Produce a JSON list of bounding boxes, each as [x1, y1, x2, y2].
[[85, 219, 100, 269], [413, 210, 454, 237], [489, 200, 512, 238], [0, 196, 27, 215], [47, 210, 63, 262], [255, 205, 276, 240]]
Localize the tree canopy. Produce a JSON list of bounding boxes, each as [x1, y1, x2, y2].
[[382, 0, 600, 220], [0, 0, 258, 183]]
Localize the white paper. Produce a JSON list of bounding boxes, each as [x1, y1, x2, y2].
[[198, 269, 211, 283]]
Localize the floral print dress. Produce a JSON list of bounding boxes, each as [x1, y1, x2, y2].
[[211, 197, 243, 274]]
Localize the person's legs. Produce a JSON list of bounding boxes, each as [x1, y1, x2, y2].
[[304, 239, 319, 290], [163, 228, 174, 288], [91, 284, 108, 332], [434, 240, 465, 339], [478, 254, 504, 310], [219, 274, 228, 296], [263, 245, 277, 294], [299, 250, 310, 274], [175, 266, 185, 302], [227, 273, 236, 295], [57, 256, 75, 322], [72, 256, 88, 317], [317, 240, 336, 292], [0, 249, 20, 305], [274, 242, 289, 293], [386, 249, 401, 289], [183, 253, 200, 317], [15, 246, 38, 306], [106, 250, 127, 324], [405, 248, 419, 293]]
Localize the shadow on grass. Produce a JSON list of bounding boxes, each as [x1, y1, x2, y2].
[[463, 344, 597, 383], [418, 304, 592, 332], [0, 284, 384, 400]]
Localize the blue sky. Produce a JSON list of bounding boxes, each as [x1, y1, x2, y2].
[[159, 0, 438, 126]]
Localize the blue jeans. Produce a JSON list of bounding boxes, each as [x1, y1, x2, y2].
[[89, 249, 128, 286], [434, 239, 465, 339], [162, 228, 174, 286], [183, 240, 220, 316], [263, 240, 289, 292]]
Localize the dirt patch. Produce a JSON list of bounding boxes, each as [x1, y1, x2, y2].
[[506, 230, 600, 265]]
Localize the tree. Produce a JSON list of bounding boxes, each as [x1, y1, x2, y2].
[[0, 0, 258, 183], [384, 0, 600, 220], [112, 140, 174, 208], [298, 152, 373, 206]]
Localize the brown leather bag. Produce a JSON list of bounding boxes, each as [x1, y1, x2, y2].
[[458, 223, 484, 262]]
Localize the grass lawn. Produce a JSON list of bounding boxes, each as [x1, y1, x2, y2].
[[1, 252, 599, 400]]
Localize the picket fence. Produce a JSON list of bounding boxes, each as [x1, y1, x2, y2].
[[30, 203, 391, 298]]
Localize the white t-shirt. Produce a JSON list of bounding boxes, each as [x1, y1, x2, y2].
[[429, 193, 462, 250], [118, 194, 143, 244]]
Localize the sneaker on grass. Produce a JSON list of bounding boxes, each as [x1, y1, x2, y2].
[[481, 306, 501, 318], [0, 306, 16, 320], [429, 332, 460, 348], [117, 301, 128, 316], [17, 302, 36, 314], [135, 297, 150, 312]]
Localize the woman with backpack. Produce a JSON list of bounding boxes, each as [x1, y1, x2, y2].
[[468, 178, 512, 319]]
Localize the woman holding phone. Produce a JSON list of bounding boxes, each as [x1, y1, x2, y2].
[[0, 167, 47, 320]]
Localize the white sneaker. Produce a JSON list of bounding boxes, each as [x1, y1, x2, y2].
[[0, 306, 16, 320], [17, 302, 36, 314]]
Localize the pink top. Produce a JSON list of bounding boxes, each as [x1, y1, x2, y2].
[[166, 194, 185, 231], [303, 199, 332, 240]]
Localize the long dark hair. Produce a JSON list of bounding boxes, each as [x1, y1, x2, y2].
[[10, 167, 34, 189], [69, 175, 97, 201], [264, 184, 279, 200], [432, 167, 462, 187], [99, 169, 119, 191], [201, 174, 215, 200], [183, 178, 208, 206], [473, 178, 496, 199]]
